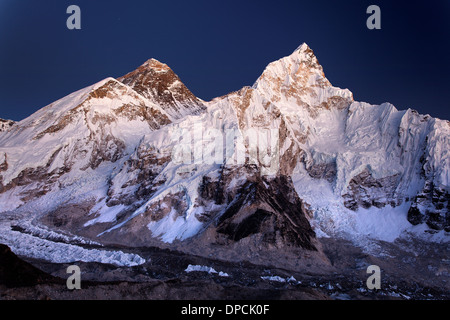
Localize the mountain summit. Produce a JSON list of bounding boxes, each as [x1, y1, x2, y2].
[[253, 43, 353, 117], [0, 43, 448, 269], [118, 58, 206, 120]]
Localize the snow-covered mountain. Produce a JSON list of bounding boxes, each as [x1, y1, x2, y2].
[[0, 43, 448, 264]]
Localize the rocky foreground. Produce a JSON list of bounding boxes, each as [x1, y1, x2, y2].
[[1, 237, 448, 300]]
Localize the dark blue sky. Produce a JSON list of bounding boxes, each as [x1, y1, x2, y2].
[[0, 0, 449, 121]]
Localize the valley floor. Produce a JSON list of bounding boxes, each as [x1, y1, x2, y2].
[[1, 236, 448, 300]]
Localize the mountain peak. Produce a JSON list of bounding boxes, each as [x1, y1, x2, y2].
[[253, 43, 328, 92], [251, 43, 352, 114], [254, 43, 323, 85], [118, 58, 206, 120], [140, 58, 171, 72], [295, 42, 310, 53], [289, 42, 320, 70]]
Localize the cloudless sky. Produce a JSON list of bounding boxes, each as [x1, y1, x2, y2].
[[0, 0, 449, 121]]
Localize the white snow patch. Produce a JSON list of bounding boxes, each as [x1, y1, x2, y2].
[[260, 275, 300, 284], [184, 264, 229, 277], [147, 208, 204, 243], [353, 204, 413, 242], [261, 275, 286, 283]]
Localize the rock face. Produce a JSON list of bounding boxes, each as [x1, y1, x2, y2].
[[0, 244, 57, 287], [215, 174, 316, 250], [0, 43, 448, 266], [408, 181, 450, 231], [343, 169, 400, 210], [0, 119, 15, 132]]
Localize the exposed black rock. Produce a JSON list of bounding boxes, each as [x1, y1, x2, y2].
[[407, 181, 450, 231], [216, 175, 316, 250], [306, 161, 336, 183], [0, 118, 15, 132], [407, 204, 424, 225], [343, 169, 400, 211], [0, 244, 59, 288]]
